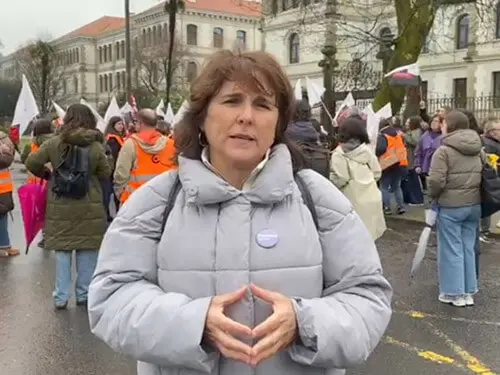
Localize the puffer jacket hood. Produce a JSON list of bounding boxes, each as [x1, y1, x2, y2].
[[341, 141, 374, 165], [60, 128, 102, 147], [441, 129, 482, 156], [286, 120, 320, 144]]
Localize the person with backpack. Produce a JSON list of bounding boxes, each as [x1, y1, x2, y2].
[[25, 103, 111, 309], [88, 50, 391, 375], [0, 131, 18, 258], [114, 108, 176, 205]]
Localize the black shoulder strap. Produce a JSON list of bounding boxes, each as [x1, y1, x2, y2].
[[161, 173, 182, 233], [294, 172, 319, 230]]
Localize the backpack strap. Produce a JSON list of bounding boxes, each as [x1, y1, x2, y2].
[[161, 173, 182, 233], [294, 172, 319, 230]]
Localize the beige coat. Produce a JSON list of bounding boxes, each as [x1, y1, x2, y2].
[[330, 142, 386, 240]]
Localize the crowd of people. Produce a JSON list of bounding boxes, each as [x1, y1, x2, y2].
[[0, 48, 498, 374]]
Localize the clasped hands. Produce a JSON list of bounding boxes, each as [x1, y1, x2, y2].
[[204, 284, 298, 367]]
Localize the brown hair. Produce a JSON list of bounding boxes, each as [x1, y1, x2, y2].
[[445, 110, 469, 133], [61, 103, 97, 135], [337, 117, 370, 144], [174, 50, 304, 170], [408, 116, 422, 131]]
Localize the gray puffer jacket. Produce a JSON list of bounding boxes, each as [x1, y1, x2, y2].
[[88, 144, 392, 375], [428, 129, 483, 207]]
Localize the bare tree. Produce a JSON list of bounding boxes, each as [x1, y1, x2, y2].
[[164, 0, 185, 103], [15, 39, 67, 114], [133, 31, 187, 96]]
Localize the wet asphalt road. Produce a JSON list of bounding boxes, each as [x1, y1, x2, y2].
[[1, 164, 499, 375]]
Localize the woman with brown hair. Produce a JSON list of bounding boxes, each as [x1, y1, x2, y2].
[[88, 50, 391, 375], [25, 103, 110, 309]]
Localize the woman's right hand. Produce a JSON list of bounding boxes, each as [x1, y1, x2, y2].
[[204, 286, 253, 364]]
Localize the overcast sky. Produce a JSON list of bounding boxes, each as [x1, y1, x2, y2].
[[0, 0, 159, 54]]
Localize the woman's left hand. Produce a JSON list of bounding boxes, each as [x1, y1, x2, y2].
[[250, 284, 298, 366]]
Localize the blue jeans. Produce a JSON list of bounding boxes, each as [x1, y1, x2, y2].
[[437, 205, 480, 296], [380, 170, 404, 209], [53, 250, 98, 306], [0, 214, 10, 249]]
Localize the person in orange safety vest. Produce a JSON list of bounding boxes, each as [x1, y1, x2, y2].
[[375, 117, 408, 215], [114, 108, 177, 205], [0, 131, 18, 257]]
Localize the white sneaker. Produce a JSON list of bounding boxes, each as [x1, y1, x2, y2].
[[439, 294, 466, 307], [464, 294, 475, 306]]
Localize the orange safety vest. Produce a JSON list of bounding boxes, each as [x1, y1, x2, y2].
[[106, 134, 125, 146], [27, 143, 45, 185], [0, 168, 14, 194], [120, 138, 177, 203], [379, 132, 408, 167]]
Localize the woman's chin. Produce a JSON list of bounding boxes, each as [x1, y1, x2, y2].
[[226, 149, 264, 169]]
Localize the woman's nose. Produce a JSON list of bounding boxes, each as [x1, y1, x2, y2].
[[237, 102, 254, 125]]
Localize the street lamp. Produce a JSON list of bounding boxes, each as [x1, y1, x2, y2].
[[125, 0, 132, 100]]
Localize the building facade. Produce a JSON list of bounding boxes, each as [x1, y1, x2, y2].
[[0, 0, 261, 109]]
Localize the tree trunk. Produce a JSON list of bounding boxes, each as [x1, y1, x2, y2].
[[165, 0, 178, 104], [371, 0, 436, 114]]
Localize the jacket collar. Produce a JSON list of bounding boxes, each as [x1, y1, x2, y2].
[[178, 144, 295, 205]]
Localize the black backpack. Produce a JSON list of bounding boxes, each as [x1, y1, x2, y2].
[[298, 142, 330, 178], [160, 172, 319, 233], [52, 145, 91, 199]]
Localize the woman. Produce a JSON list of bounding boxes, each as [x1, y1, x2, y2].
[[428, 110, 482, 307], [330, 116, 385, 240], [104, 116, 126, 220], [25, 104, 111, 309], [88, 50, 392, 375], [0, 131, 17, 258], [401, 116, 424, 205], [414, 114, 442, 190], [21, 118, 54, 249]]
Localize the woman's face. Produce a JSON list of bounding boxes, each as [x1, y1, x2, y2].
[[430, 117, 441, 131], [114, 121, 124, 133], [203, 80, 278, 169]]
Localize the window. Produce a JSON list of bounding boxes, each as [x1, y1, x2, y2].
[[103, 45, 108, 62], [237, 30, 246, 49], [99, 76, 103, 92], [99, 47, 103, 63], [116, 42, 120, 59], [153, 26, 157, 44], [73, 76, 78, 93], [116, 72, 121, 90], [76, 48, 79, 63], [289, 33, 300, 64], [63, 79, 67, 94], [121, 41, 125, 59], [104, 75, 108, 91], [109, 73, 113, 91], [108, 44, 112, 61], [142, 29, 147, 46], [493, 72, 500, 107], [122, 71, 126, 88], [213, 27, 224, 48], [187, 24, 198, 46], [147, 28, 152, 46], [453, 78, 467, 107], [456, 14, 469, 50], [421, 80, 428, 101], [187, 61, 198, 83], [496, 2, 500, 39]]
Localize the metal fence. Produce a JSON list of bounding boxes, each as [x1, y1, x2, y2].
[[425, 96, 500, 122]]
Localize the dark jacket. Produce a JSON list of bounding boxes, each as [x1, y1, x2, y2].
[[25, 128, 111, 251], [285, 120, 320, 144], [482, 135, 500, 157], [0, 131, 15, 216]]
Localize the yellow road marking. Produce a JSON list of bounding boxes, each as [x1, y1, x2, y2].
[[394, 309, 500, 327], [383, 336, 466, 371]]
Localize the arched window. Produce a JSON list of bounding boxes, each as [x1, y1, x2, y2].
[[187, 24, 198, 46], [121, 41, 125, 59], [99, 47, 103, 63], [456, 14, 469, 49], [213, 27, 224, 48], [187, 61, 198, 83], [158, 26, 163, 42], [104, 75, 108, 91], [99, 75, 103, 92], [142, 29, 147, 46], [76, 48, 79, 63], [152, 25, 157, 44], [147, 28, 152, 46], [496, 2, 500, 39], [289, 33, 300, 64], [103, 45, 108, 62], [237, 30, 247, 50], [73, 76, 78, 93], [109, 73, 113, 90]]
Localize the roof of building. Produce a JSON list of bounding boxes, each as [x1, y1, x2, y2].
[[150, 0, 261, 18], [63, 16, 125, 39]]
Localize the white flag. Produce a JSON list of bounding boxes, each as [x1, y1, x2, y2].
[[104, 96, 122, 123], [334, 92, 356, 121], [172, 100, 189, 128], [13, 74, 39, 135], [305, 77, 325, 108], [80, 98, 107, 133], [165, 103, 175, 124], [156, 99, 166, 117], [294, 79, 302, 101], [51, 101, 66, 121]]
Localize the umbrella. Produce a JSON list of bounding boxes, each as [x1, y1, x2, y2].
[[18, 181, 47, 254], [409, 207, 438, 284]]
